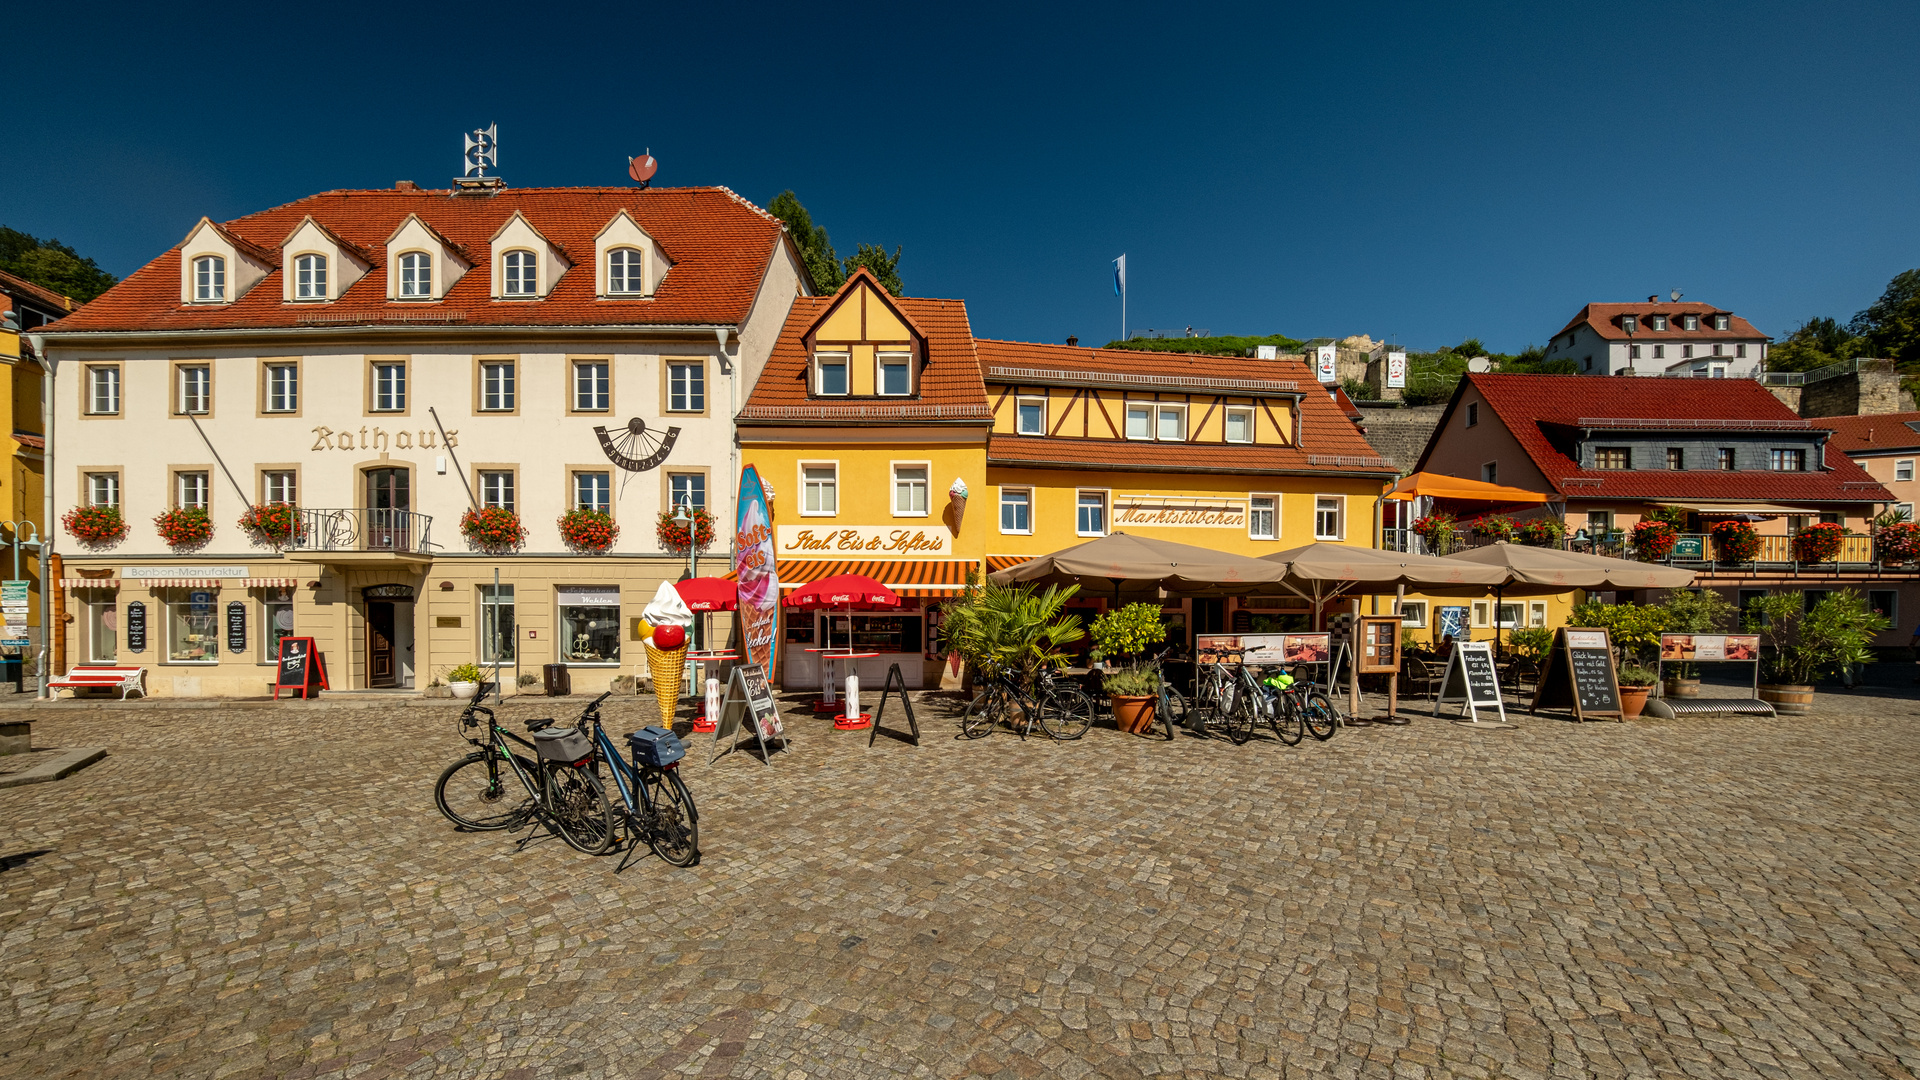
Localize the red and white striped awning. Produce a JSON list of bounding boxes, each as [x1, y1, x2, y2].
[[59, 578, 119, 588], [243, 578, 299, 588]]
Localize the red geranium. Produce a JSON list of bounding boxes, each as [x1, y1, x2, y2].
[[1876, 521, 1920, 563], [238, 502, 306, 546], [656, 507, 716, 554], [63, 504, 127, 548], [1630, 519, 1677, 561], [1710, 519, 1762, 563], [1469, 514, 1516, 542], [1515, 517, 1565, 547], [460, 506, 526, 554], [1792, 522, 1844, 563], [154, 506, 213, 550], [558, 508, 620, 554]]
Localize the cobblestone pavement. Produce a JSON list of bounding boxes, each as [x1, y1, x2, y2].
[[2, 686, 1917, 1080]]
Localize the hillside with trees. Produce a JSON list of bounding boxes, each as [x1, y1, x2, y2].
[[766, 192, 903, 296], [0, 226, 118, 303]]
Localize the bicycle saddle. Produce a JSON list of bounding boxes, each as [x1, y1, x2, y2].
[[525, 718, 555, 732]]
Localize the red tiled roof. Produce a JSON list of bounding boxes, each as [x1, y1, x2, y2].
[[0, 269, 78, 315], [43, 186, 787, 334], [1553, 302, 1769, 342], [1427, 374, 1891, 503], [1816, 412, 1920, 455], [740, 275, 990, 421], [975, 339, 1303, 390]]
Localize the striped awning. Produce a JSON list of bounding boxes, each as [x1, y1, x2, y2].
[[127, 578, 225, 589], [985, 555, 1032, 573], [243, 578, 299, 588], [773, 559, 976, 598], [59, 577, 119, 589]]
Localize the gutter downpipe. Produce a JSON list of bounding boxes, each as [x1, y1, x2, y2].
[[27, 334, 50, 699]]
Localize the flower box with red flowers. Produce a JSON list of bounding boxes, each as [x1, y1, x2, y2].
[[1875, 521, 1920, 564], [1791, 522, 1844, 564], [154, 506, 214, 550], [1629, 519, 1677, 562], [656, 507, 716, 554], [460, 506, 526, 554], [63, 504, 127, 548], [558, 508, 620, 554], [1469, 514, 1516, 542], [238, 502, 306, 546], [1515, 518, 1565, 547], [1710, 519, 1762, 563]]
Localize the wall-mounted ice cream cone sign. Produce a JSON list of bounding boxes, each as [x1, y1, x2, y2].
[[946, 478, 969, 535]]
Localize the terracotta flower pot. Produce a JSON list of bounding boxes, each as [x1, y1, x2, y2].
[[1758, 684, 1814, 716], [1110, 694, 1155, 733], [1618, 684, 1652, 718]]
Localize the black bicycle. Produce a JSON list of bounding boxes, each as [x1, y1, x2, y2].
[[433, 684, 619, 855], [960, 665, 1094, 740]]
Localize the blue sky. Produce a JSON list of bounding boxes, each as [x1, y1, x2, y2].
[[5, 1, 1916, 352]]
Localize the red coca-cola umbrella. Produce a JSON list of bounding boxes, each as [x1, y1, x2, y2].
[[673, 576, 739, 612], [782, 573, 900, 611]]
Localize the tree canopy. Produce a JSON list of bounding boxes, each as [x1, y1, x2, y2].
[[1104, 333, 1304, 355], [0, 225, 118, 304], [767, 191, 904, 296], [1768, 267, 1920, 373]]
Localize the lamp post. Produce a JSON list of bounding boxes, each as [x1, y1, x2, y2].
[[671, 500, 697, 580]]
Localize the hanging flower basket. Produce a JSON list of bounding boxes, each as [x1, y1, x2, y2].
[[62, 504, 127, 549], [1875, 521, 1920, 564], [1629, 520, 1677, 561], [238, 502, 306, 546], [460, 506, 526, 554], [1470, 514, 1516, 542], [558, 508, 620, 554], [1410, 512, 1457, 555], [656, 507, 716, 554], [1710, 519, 1762, 563], [154, 506, 214, 551], [1792, 522, 1844, 563], [1515, 517, 1565, 548]]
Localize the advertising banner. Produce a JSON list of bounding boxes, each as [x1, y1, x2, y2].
[[735, 465, 780, 680], [1315, 344, 1337, 383], [1659, 634, 1760, 661], [1195, 633, 1331, 665], [1387, 351, 1407, 388]]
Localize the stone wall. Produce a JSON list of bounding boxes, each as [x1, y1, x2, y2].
[[1797, 359, 1915, 418], [1358, 404, 1447, 475]]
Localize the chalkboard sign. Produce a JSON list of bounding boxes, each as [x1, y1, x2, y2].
[[712, 663, 787, 765], [1530, 627, 1622, 721], [226, 601, 247, 654], [273, 636, 330, 699], [1436, 642, 1510, 725], [868, 663, 921, 747], [126, 602, 147, 653]]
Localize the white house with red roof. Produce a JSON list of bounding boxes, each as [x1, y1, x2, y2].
[[35, 182, 811, 695], [1543, 297, 1770, 377]]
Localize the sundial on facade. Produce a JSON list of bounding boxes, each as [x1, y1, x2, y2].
[[595, 417, 681, 474]]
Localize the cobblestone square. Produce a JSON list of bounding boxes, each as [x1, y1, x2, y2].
[[2, 688, 1917, 1079]]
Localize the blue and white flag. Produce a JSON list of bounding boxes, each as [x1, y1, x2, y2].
[[1112, 254, 1126, 297]]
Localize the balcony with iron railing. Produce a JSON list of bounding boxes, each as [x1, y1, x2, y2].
[[1381, 528, 1909, 577], [281, 508, 433, 559]]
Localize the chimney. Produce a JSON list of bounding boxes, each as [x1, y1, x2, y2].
[[395, 180, 419, 191], [1648, 295, 1658, 303], [1066, 336, 1079, 347]]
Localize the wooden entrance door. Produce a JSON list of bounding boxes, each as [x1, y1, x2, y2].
[[365, 468, 410, 551], [367, 602, 397, 687]]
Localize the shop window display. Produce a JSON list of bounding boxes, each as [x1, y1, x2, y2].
[[168, 590, 219, 663], [264, 588, 295, 660], [559, 587, 621, 664]]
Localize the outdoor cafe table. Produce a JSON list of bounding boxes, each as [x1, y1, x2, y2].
[[684, 650, 736, 731], [806, 648, 880, 724]]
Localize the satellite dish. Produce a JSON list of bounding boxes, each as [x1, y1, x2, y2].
[[1467, 356, 1492, 372], [628, 152, 658, 185], [1669, 289, 1682, 302]]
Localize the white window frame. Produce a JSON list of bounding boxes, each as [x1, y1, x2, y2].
[[1075, 489, 1108, 537], [573, 361, 610, 412], [1769, 448, 1806, 472], [1495, 602, 1524, 629], [175, 471, 209, 510], [193, 255, 226, 302], [87, 598, 117, 663], [1715, 315, 1729, 331], [265, 363, 298, 413], [999, 487, 1033, 535], [87, 472, 120, 507], [1124, 403, 1152, 440], [877, 351, 911, 397], [801, 462, 838, 517], [1155, 404, 1187, 442], [502, 250, 537, 296], [667, 361, 705, 413], [1313, 495, 1344, 540], [1015, 396, 1046, 436], [1471, 600, 1491, 628], [479, 470, 516, 511], [1900, 502, 1914, 520], [1620, 316, 1637, 334], [1249, 494, 1278, 541], [1529, 602, 1548, 628], [87, 366, 120, 415], [1684, 315, 1699, 331], [574, 471, 612, 513], [1224, 407, 1254, 444], [177, 364, 211, 415], [814, 352, 850, 396], [294, 253, 328, 300], [1651, 315, 1668, 331], [607, 247, 644, 295], [166, 596, 220, 665], [1399, 601, 1428, 628], [1897, 459, 1914, 483], [666, 471, 705, 511], [481, 361, 516, 412], [372, 361, 407, 412], [263, 470, 296, 505], [891, 462, 930, 517], [397, 251, 432, 299]]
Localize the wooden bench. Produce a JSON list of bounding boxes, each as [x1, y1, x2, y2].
[[48, 665, 147, 701]]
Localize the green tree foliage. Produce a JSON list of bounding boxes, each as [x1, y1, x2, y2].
[[0, 225, 118, 304], [1850, 268, 1920, 365], [1768, 316, 1863, 372], [1743, 590, 1888, 685], [1569, 599, 1670, 665], [767, 191, 843, 294], [1103, 333, 1305, 355], [842, 243, 903, 296], [940, 581, 1085, 687]]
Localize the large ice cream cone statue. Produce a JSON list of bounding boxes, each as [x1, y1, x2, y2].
[[947, 477, 969, 534], [645, 626, 689, 723]]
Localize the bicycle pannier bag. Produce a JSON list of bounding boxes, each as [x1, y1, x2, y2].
[[534, 725, 594, 763], [628, 725, 685, 767]]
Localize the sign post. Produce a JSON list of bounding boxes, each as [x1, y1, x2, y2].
[[273, 636, 329, 699], [1357, 615, 1403, 722], [1, 579, 29, 650], [1435, 641, 1510, 726], [1530, 627, 1622, 721], [712, 663, 787, 765]]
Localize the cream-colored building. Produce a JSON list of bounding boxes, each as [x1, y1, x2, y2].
[[39, 183, 808, 696]]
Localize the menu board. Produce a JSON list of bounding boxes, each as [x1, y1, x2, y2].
[[1532, 627, 1621, 720], [1195, 633, 1330, 665], [226, 601, 247, 654], [713, 663, 787, 765], [273, 636, 329, 699], [126, 601, 147, 653], [1659, 634, 1760, 661], [1436, 642, 1508, 724], [1358, 616, 1401, 674]]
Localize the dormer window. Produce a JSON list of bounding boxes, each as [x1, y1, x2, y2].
[[1620, 315, 1637, 334], [815, 351, 849, 396], [1714, 314, 1729, 331], [1650, 315, 1668, 331], [878, 352, 911, 396], [398, 252, 432, 298], [1683, 314, 1699, 331], [193, 256, 226, 302], [608, 248, 644, 294], [294, 254, 327, 300], [503, 251, 536, 296]]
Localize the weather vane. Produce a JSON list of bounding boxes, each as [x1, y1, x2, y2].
[[463, 124, 498, 177]]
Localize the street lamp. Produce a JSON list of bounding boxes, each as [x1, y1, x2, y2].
[[671, 499, 697, 580]]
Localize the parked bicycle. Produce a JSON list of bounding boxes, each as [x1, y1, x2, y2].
[[569, 691, 700, 867], [1184, 648, 1257, 744], [960, 665, 1095, 740], [433, 683, 618, 854], [1258, 666, 1339, 743]]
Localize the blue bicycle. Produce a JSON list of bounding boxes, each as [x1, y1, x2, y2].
[[567, 691, 701, 867]]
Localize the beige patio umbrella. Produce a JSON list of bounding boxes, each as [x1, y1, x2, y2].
[[989, 532, 1292, 603], [1259, 543, 1509, 629], [1443, 542, 1696, 592]]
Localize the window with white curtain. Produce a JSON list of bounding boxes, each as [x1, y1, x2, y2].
[[294, 254, 327, 299]]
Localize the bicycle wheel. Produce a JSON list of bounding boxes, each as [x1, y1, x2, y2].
[[960, 685, 1007, 739], [1303, 691, 1339, 741], [435, 752, 523, 830], [545, 761, 617, 854], [1273, 695, 1305, 746], [1039, 686, 1093, 741], [1154, 684, 1184, 740], [1224, 682, 1256, 745], [638, 768, 700, 867]]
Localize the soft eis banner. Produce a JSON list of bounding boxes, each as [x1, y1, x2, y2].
[[735, 465, 780, 679]]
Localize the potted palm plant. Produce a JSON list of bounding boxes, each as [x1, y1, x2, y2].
[[1089, 603, 1168, 733], [1746, 591, 1888, 714], [940, 581, 1086, 706]]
